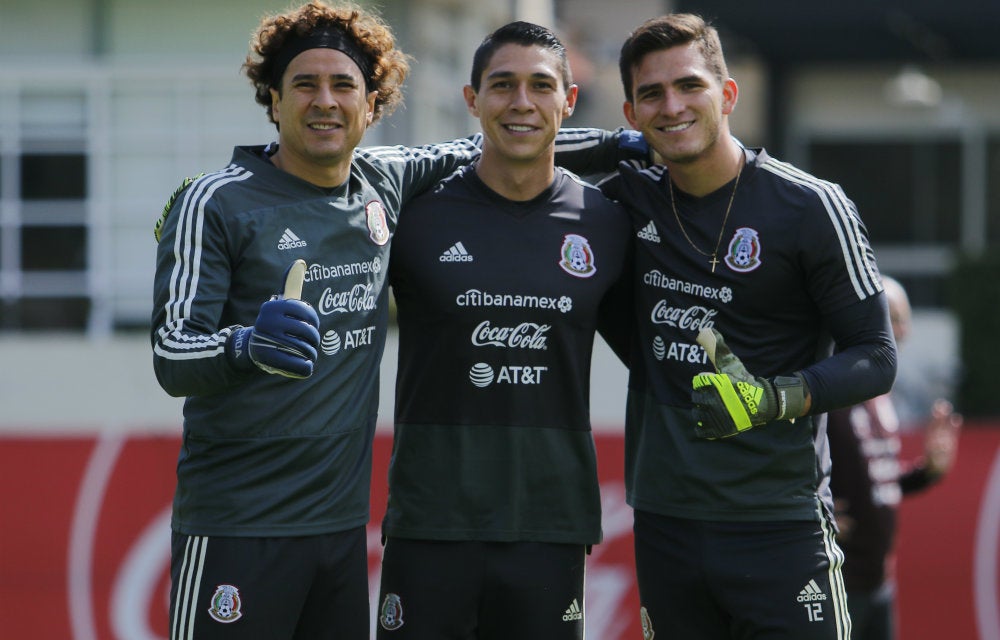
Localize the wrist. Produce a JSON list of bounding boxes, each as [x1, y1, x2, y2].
[[771, 373, 809, 421], [224, 326, 255, 371]]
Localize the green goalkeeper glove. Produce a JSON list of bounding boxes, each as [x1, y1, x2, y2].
[[691, 328, 808, 439]]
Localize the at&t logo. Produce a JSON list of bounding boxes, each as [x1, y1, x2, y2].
[[321, 326, 376, 355], [468, 363, 548, 387]]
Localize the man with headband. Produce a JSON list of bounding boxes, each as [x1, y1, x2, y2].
[[150, 2, 484, 638]]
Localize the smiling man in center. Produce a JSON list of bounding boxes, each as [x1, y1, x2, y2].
[[376, 21, 632, 639]]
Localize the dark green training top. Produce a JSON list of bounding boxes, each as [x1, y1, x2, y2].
[[151, 140, 480, 537], [599, 148, 896, 524], [383, 165, 631, 545]]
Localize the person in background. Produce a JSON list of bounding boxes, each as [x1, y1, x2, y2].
[[828, 275, 962, 640], [375, 21, 632, 639], [150, 2, 484, 637], [579, 13, 897, 639]]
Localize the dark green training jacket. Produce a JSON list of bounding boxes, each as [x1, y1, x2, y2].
[[152, 140, 480, 536]]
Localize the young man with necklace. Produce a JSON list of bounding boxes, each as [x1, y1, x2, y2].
[[593, 13, 897, 639]]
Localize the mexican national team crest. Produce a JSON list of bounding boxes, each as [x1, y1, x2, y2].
[[723, 226, 762, 272], [558, 233, 597, 278], [379, 593, 405, 631], [207, 584, 242, 624], [366, 200, 390, 246]]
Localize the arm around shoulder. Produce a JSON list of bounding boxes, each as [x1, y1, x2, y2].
[[554, 127, 648, 177]]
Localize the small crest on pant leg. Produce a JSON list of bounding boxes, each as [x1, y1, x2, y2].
[[379, 593, 405, 631], [207, 584, 243, 623]]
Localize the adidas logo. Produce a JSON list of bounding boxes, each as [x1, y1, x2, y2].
[[561, 598, 583, 622], [439, 241, 473, 262], [278, 228, 307, 250], [736, 380, 763, 416], [797, 579, 828, 603], [637, 221, 660, 243]]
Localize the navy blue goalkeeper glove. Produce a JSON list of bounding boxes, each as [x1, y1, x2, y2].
[[226, 259, 320, 379], [691, 328, 808, 439]]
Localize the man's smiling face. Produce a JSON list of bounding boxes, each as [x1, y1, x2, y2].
[[623, 42, 735, 166], [465, 42, 577, 166], [270, 47, 376, 183]]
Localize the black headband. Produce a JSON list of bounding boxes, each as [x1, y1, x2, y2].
[[270, 27, 375, 91]]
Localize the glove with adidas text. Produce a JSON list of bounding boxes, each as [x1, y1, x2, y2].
[[225, 259, 320, 379], [691, 328, 808, 439]]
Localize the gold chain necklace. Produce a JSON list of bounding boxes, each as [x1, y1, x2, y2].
[[668, 155, 744, 273]]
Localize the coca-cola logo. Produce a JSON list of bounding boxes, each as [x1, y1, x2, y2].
[[318, 283, 377, 315], [471, 321, 550, 349], [649, 301, 717, 331]]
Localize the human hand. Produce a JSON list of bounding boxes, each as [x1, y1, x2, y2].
[[226, 259, 320, 379], [924, 399, 962, 477], [691, 328, 808, 439]]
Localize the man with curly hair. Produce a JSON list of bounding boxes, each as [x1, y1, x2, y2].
[[151, 2, 484, 638]]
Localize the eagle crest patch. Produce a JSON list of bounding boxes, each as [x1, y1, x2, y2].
[[367, 200, 390, 246], [559, 234, 596, 278], [379, 593, 405, 631], [724, 227, 761, 272], [207, 584, 242, 624]]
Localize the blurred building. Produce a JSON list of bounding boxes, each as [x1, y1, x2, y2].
[[1, 0, 998, 336]]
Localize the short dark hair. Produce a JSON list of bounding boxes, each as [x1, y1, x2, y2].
[[618, 13, 728, 102], [469, 21, 572, 92]]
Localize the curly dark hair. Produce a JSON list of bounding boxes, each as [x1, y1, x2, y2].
[[243, 1, 410, 126]]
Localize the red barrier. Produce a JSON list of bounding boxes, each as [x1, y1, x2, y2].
[[895, 423, 1000, 640], [1, 427, 996, 639]]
